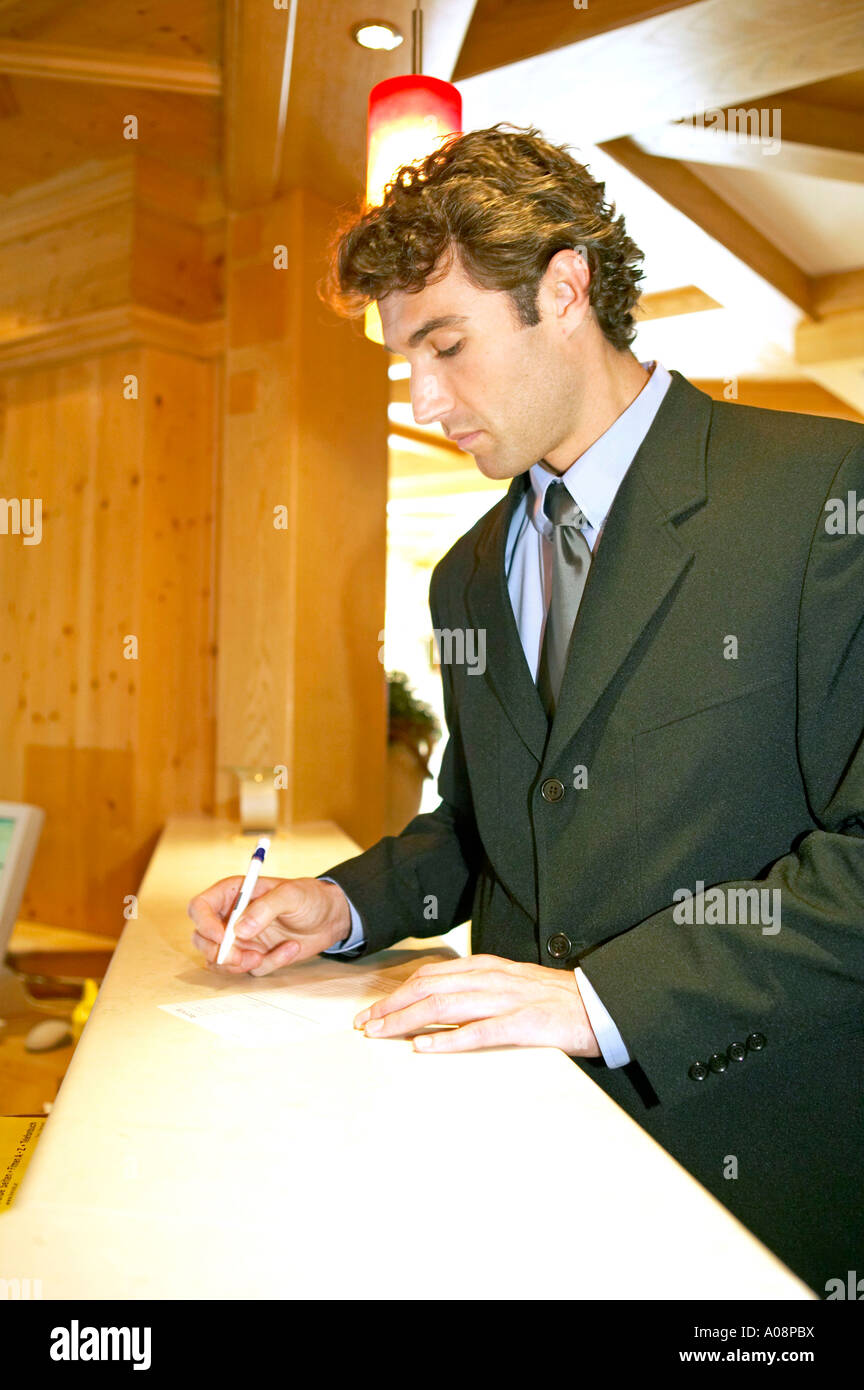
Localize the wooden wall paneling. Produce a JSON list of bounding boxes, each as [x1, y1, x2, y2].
[[3, 352, 141, 933], [0, 199, 133, 336], [130, 204, 225, 322], [0, 77, 222, 197], [133, 154, 225, 231], [0, 343, 219, 937], [0, 1, 222, 68], [22, 747, 141, 935], [132, 345, 218, 836], [0, 38, 220, 95]]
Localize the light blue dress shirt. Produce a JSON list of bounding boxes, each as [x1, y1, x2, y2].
[[321, 361, 673, 1070]]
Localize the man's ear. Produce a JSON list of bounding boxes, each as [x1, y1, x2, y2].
[[540, 247, 591, 337]]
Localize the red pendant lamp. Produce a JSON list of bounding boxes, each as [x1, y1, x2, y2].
[[364, 3, 462, 344]]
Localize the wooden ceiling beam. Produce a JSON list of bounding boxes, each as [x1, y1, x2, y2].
[[794, 312, 864, 416], [769, 97, 864, 157], [690, 378, 863, 423], [797, 309, 864, 365], [636, 286, 721, 319], [812, 267, 864, 317], [387, 417, 467, 457], [598, 136, 813, 316], [631, 95, 864, 183], [458, 0, 864, 149], [0, 38, 220, 95], [631, 123, 864, 184], [452, 0, 699, 81], [223, 0, 297, 211]]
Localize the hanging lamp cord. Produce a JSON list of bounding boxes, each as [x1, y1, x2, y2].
[[412, 2, 423, 75]]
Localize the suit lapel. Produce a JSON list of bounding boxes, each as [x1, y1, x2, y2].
[[464, 371, 712, 769], [465, 471, 550, 763], [544, 370, 710, 767]]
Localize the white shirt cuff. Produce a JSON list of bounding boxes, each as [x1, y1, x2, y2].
[[575, 966, 632, 1068], [318, 878, 366, 954]]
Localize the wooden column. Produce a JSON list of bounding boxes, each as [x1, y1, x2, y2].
[[218, 185, 388, 849], [0, 158, 223, 937]]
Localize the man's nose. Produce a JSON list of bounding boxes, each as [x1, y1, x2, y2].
[[410, 367, 454, 426]]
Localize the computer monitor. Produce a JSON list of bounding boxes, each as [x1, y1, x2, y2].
[[0, 802, 45, 1018]]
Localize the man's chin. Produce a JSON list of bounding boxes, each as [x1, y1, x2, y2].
[[474, 453, 531, 483]]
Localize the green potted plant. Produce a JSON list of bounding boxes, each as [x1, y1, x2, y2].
[[386, 671, 441, 834]]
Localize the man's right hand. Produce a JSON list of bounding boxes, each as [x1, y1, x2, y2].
[[187, 876, 351, 976]]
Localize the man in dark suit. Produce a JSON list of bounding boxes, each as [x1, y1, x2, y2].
[[189, 125, 864, 1295]]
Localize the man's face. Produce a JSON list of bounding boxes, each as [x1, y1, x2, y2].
[[378, 248, 588, 481]]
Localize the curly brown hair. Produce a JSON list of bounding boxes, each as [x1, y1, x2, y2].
[[319, 122, 645, 352]]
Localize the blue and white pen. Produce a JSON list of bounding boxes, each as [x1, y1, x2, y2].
[[216, 836, 270, 965]]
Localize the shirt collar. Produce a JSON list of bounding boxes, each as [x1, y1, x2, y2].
[[527, 361, 672, 537]]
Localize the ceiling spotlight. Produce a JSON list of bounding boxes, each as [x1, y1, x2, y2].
[[352, 21, 404, 52]]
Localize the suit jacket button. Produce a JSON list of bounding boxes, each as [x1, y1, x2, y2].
[[746, 1032, 767, 1052], [708, 1052, 728, 1073], [540, 778, 565, 802], [688, 1062, 708, 1081], [727, 1042, 747, 1063], [546, 932, 572, 959]]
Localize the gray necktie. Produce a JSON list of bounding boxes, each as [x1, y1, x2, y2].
[[536, 480, 592, 718]]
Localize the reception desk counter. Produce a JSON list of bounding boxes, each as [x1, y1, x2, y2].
[[0, 817, 814, 1299]]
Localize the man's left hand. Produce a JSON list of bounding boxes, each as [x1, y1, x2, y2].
[[353, 954, 602, 1057]]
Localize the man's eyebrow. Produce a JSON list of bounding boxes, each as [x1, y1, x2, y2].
[[384, 315, 469, 354]]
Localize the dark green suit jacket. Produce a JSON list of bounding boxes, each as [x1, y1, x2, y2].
[[322, 371, 864, 1295]]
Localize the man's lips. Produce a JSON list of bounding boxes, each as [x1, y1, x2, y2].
[[450, 430, 482, 446]]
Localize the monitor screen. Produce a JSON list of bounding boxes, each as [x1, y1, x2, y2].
[[0, 817, 15, 876], [0, 805, 45, 966]]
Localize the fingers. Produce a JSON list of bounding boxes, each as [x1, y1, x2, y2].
[[362, 992, 518, 1050], [410, 954, 519, 976], [188, 876, 311, 973], [412, 1017, 514, 1052], [351, 957, 588, 1054], [190, 928, 267, 974], [358, 988, 518, 1038], [232, 878, 309, 941], [187, 877, 246, 944], [249, 940, 301, 977], [354, 968, 529, 1027], [188, 876, 270, 972], [391, 954, 548, 985]]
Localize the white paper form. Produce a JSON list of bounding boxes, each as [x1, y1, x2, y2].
[[160, 970, 404, 1048]]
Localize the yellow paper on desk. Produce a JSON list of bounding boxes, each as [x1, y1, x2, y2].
[[0, 1117, 45, 1212]]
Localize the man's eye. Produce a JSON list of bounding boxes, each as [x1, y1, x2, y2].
[[434, 341, 463, 359]]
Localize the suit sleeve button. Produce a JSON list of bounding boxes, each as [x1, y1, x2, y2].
[[708, 1052, 729, 1073], [688, 1061, 708, 1081], [727, 1042, 747, 1063], [746, 1032, 767, 1052]]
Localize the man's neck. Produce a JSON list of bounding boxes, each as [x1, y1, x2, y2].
[[537, 353, 652, 476]]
